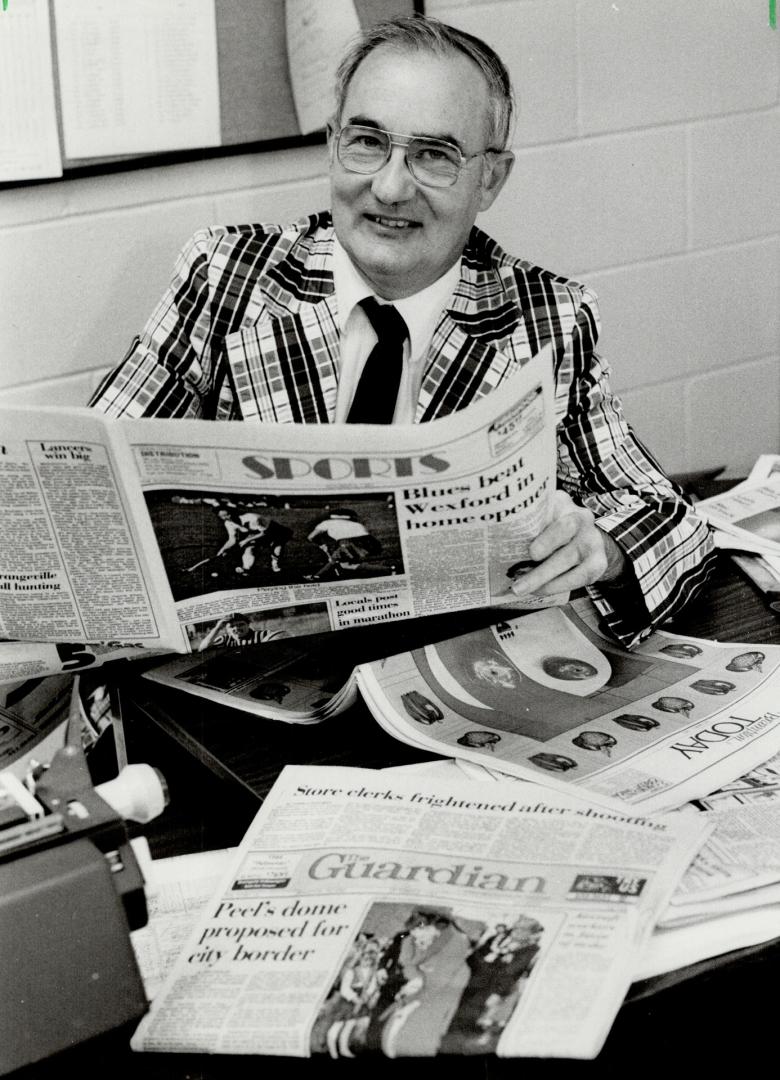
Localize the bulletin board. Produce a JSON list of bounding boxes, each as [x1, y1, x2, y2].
[[5, 0, 421, 186]]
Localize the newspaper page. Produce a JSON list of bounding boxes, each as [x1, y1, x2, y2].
[[0, 344, 556, 654], [696, 472, 780, 559], [0, 407, 181, 649], [697, 454, 780, 602], [131, 847, 234, 1001], [355, 598, 780, 813], [659, 748, 780, 914], [635, 904, 780, 982], [141, 632, 359, 723], [748, 455, 780, 484], [0, 639, 163, 687], [130, 765, 710, 1059]]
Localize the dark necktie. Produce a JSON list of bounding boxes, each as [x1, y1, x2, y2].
[[346, 296, 408, 423]]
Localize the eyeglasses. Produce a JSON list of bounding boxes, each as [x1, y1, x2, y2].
[[333, 124, 499, 188]]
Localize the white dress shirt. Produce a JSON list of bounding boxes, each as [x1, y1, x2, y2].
[[332, 236, 461, 423]]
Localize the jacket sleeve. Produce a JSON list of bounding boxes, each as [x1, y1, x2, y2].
[[89, 231, 225, 419], [555, 286, 717, 648]]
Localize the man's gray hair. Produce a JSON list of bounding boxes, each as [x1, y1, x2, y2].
[[334, 14, 515, 150]]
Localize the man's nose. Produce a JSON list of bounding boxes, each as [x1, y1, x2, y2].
[[370, 146, 417, 203]]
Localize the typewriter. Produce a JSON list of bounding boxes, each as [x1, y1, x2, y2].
[[0, 676, 166, 1074]]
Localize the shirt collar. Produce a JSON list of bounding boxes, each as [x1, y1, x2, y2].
[[332, 235, 461, 359]]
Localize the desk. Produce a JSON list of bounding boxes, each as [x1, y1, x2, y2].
[[15, 551, 780, 1079]]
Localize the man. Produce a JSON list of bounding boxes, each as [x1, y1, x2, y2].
[[197, 612, 288, 649], [233, 509, 293, 576], [90, 14, 715, 647], [379, 909, 472, 1057], [305, 508, 384, 580], [442, 914, 542, 1051]]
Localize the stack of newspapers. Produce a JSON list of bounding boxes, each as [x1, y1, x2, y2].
[[126, 590, 780, 1059]]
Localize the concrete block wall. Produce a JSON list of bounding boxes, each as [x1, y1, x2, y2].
[[1, 0, 778, 478]]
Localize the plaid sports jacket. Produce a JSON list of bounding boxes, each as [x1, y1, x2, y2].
[[90, 211, 715, 645]]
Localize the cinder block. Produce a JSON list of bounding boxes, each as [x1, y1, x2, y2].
[[618, 382, 689, 476], [0, 370, 99, 406], [0, 198, 215, 387], [690, 109, 780, 247], [62, 146, 328, 216], [685, 355, 780, 475], [438, 0, 579, 145], [578, 0, 779, 133], [215, 177, 331, 226], [586, 240, 779, 388], [481, 127, 687, 275], [0, 183, 69, 227]]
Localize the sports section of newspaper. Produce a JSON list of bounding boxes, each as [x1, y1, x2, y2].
[[0, 344, 556, 660], [130, 765, 710, 1059], [355, 599, 780, 813]]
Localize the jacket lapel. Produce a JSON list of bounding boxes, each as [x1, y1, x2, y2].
[[417, 251, 537, 422], [223, 217, 340, 423]]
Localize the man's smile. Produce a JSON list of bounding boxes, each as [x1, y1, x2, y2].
[[364, 213, 422, 231]]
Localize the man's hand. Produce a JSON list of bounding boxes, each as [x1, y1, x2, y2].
[[508, 490, 627, 597]]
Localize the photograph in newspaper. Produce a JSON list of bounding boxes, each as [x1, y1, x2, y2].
[[308, 900, 544, 1058], [184, 602, 331, 651], [356, 600, 780, 813], [147, 491, 403, 601], [130, 765, 711, 1059]]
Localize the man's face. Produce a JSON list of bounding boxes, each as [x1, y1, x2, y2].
[[226, 618, 250, 640], [410, 923, 439, 949], [330, 46, 513, 300]]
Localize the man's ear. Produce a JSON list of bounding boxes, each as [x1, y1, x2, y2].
[[325, 120, 336, 164], [479, 150, 515, 212]]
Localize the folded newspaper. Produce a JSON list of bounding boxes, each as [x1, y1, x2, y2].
[[143, 595, 780, 813], [0, 344, 556, 680], [695, 454, 780, 614], [130, 764, 711, 1059], [695, 454, 780, 565]]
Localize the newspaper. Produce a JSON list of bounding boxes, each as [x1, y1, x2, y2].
[[131, 846, 234, 1002], [0, 638, 162, 687], [748, 454, 780, 484], [356, 598, 780, 813], [0, 345, 556, 656], [658, 748, 780, 918], [696, 471, 780, 562], [130, 764, 710, 1059], [142, 632, 360, 723], [636, 904, 780, 981], [695, 455, 780, 611]]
